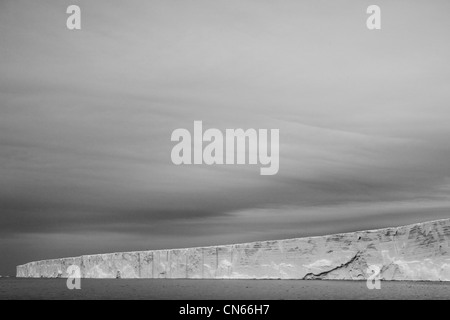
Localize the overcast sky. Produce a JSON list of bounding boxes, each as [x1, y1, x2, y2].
[[1, 0, 450, 275]]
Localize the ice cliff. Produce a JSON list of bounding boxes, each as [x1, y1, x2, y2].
[[16, 218, 450, 281]]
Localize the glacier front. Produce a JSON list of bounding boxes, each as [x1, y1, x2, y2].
[[16, 218, 450, 281]]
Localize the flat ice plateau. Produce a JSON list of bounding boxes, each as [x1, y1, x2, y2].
[[16, 218, 450, 281]]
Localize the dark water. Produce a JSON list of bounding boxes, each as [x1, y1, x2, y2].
[[0, 278, 448, 300]]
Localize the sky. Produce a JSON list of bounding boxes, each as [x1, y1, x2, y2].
[[1, 0, 450, 275]]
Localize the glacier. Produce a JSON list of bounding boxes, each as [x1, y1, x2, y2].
[[16, 218, 450, 281]]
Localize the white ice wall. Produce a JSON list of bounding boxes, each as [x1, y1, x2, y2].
[[16, 218, 450, 281]]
